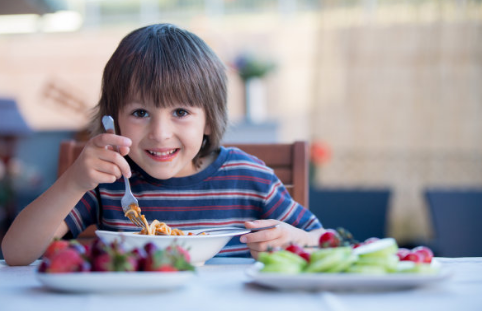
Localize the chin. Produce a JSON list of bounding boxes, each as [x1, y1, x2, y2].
[[147, 170, 177, 180]]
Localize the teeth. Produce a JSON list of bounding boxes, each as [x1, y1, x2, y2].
[[148, 149, 176, 156]]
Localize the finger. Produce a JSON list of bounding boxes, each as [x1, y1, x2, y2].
[[92, 133, 132, 149], [93, 148, 131, 178], [246, 240, 276, 252], [89, 169, 120, 185], [91, 158, 123, 179], [244, 219, 279, 229], [250, 249, 261, 260], [118, 146, 130, 156], [240, 227, 280, 244]]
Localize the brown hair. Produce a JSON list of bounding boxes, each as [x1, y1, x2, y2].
[[90, 23, 227, 166]]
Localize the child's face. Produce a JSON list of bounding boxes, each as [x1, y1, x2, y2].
[[118, 100, 211, 179]]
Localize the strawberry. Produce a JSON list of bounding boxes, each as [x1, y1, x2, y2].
[[158, 264, 178, 272], [42, 239, 70, 260], [285, 243, 310, 262], [45, 248, 88, 273], [144, 244, 194, 272], [396, 248, 411, 260], [319, 229, 342, 248], [412, 246, 434, 263], [91, 241, 137, 272], [402, 252, 424, 263], [166, 245, 191, 263]]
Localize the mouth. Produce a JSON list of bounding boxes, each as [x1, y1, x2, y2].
[[145, 148, 179, 162]]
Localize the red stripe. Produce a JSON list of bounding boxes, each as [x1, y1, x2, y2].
[[304, 217, 316, 229], [80, 198, 92, 214], [139, 192, 265, 199], [292, 208, 307, 227], [72, 210, 83, 229], [103, 204, 261, 212], [99, 190, 265, 200], [103, 219, 137, 228], [261, 194, 284, 218], [136, 205, 262, 213], [206, 175, 271, 184], [102, 205, 123, 211], [280, 202, 296, 222], [265, 181, 282, 202], [99, 191, 122, 198], [174, 220, 245, 228]]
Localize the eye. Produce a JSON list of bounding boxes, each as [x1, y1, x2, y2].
[[173, 108, 189, 118], [132, 109, 149, 118]]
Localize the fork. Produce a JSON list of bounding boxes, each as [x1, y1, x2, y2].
[[102, 115, 145, 230], [195, 224, 279, 235]]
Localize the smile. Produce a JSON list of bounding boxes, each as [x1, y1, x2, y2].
[[145, 148, 179, 161]]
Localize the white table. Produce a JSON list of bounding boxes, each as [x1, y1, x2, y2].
[[1, 257, 481, 311]]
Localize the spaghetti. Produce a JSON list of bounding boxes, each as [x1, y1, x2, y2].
[[124, 204, 186, 236]]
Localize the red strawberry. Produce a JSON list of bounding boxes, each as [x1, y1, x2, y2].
[[299, 252, 311, 262], [88, 238, 108, 260], [144, 242, 158, 255], [46, 248, 87, 273], [91, 253, 112, 272], [166, 245, 191, 263], [42, 240, 70, 260], [285, 243, 305, 255], [396, 248, 411, 260], [402, 252, 424, 263], [412, 246, 434, 263], [158, 264, 178, 272], [144, 245, 194, 272], [285, 244, 310, 262], [91, 241, 137, 272], [319, 229, 342, 248]]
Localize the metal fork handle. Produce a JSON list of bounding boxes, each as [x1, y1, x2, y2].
[[102, 116, 118, 142], [123, 175, 131, 193]]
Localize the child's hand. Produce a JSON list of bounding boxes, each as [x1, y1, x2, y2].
[[65, 133, 132, 192], [240, 219, 312, 259]]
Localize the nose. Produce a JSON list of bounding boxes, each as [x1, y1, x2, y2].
[[148, 117, 173, 142]]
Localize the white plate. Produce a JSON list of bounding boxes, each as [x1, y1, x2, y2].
[[36, 271, 195, 293], [96, 229, 250, 266], [246, 262, 451, 291]]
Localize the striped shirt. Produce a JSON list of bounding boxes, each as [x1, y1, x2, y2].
[[64, 146, 322, 257]]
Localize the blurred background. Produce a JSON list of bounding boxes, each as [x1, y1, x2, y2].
[[1, 0, 481, 258]]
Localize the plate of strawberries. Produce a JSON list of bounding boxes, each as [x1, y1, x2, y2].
[[36, 238, 195, 293]]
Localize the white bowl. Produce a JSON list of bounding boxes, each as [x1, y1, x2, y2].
[[95, 229, 250, 265]]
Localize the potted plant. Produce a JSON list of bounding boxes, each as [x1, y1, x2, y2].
[[233, 53, 276, 123]]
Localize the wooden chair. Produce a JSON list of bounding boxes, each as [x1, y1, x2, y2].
[[58, 140, 309, 238]]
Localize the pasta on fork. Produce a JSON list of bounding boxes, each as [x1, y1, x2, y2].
[[124, 204, 186, 236]]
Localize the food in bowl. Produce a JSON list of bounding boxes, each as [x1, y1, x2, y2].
[[96, 228, 249, 265]]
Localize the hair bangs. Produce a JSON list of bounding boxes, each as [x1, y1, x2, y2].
[[125, 28, 214, 111]]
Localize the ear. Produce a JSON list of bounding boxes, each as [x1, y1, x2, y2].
[[204, 123, 212, 135]]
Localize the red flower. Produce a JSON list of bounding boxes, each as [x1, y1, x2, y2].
[[310, 141, 332, 166]]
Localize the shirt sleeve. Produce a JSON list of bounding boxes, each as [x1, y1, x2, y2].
[[261, 173, 322, 231], [64, 189, 99, 237]]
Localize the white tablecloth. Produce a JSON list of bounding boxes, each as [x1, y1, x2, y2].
[[1, 257, 481, 311]]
